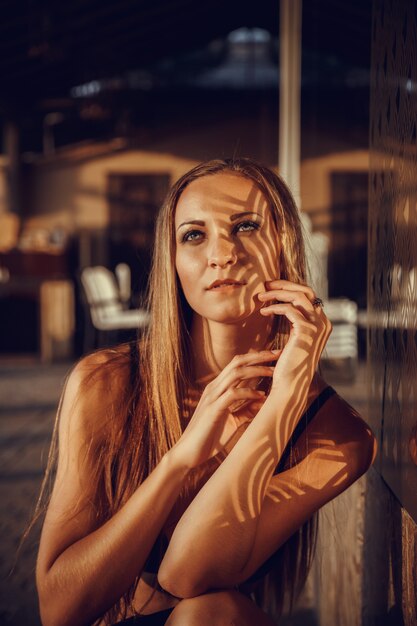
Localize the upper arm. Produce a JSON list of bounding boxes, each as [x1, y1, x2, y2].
[[235, 386, 377, 584], [36, 351, 126, 582], [289, 381, 377, 473]]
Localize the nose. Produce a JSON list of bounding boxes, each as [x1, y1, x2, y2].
[[208, 236, 237, 268]]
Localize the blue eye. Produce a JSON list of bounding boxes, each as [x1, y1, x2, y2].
[[233, 220, 260, 234], [182, 229, 204, 243], [181, 220, 259, 243]]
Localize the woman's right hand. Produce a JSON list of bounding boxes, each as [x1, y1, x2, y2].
[[170, 350, 279, 469]]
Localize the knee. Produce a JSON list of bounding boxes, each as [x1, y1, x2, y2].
[[165, 590, 275, 626], [166, 594, 230, 626]]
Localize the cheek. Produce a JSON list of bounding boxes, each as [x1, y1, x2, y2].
[[243, 237, 281, 281], [175, 252, 200, 295]]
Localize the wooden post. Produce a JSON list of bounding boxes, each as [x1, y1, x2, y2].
[[3, 120, 21, 215], [279, 0, 302, 205], [40, 280, 75, 362]]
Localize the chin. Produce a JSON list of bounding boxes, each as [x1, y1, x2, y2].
[[200, 302, 261, 324]]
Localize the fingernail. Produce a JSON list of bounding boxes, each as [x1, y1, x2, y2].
[[271, 349, 281, 354]]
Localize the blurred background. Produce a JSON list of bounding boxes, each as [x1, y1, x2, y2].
[[0, 0, 372, 359], [0, 1, 416, 625]]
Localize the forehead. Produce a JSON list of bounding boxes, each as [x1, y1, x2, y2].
[[174, 173, 269, 223]]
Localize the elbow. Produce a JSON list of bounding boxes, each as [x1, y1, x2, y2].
[[157, 560, 209, 599], [38, 592, 71, 626], [347, 425, 378, 481], [359, 425, 378, 474], [367, 431, 378, 469], [38, 597, 89, 626], [39, 606, 67, 626], [38, 592, 64, 626], [37, 571, 58, 626], [37, 573, 90, 626]]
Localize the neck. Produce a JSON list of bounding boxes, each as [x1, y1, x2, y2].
[[191, 313, 273, 386]]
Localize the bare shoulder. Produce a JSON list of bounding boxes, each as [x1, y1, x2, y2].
[[70, 343, 132, 392], [62, 344, 133, 439], [305, 372, 377, 473]]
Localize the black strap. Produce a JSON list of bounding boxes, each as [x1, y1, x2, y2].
[[275, 385, 336, 475]]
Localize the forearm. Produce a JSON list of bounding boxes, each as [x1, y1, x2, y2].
[[37, 451, 189, 626], [159, 381, 309, 596]]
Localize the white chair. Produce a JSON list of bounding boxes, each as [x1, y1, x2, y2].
[[81, 265, 149, 349], [301, 214, 359, 380], [115, 262, 132, 306], [321, 298, 358, 380]]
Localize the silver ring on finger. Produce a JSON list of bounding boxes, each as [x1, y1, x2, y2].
[[312, 297, 324, 309]]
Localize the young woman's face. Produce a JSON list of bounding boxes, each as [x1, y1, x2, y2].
[[175, 172, 281, 323]]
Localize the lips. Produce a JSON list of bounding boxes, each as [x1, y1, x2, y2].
[[207, 279, 245, 290]]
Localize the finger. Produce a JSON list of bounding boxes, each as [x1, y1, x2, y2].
[[217, 387, 266, 413], [217, 365, 275, 396], [206, 351, 279, 398], [264, 279, 316, 301], [246, 399, 266, 412], [228, 398, 266, 415], [215, 350, 278, 379], [225, 350, 280, 370], [258, 288, 315, 317], [260, 302, 316, 330]]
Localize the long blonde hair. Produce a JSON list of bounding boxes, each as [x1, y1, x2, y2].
[[35, 158, 316, 623], [133, 156, 309, 475]]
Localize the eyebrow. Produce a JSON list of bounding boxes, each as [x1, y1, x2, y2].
[[176, 211, 263, 231]]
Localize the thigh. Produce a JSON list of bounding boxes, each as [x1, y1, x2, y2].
[[165, 590, 276, 626]]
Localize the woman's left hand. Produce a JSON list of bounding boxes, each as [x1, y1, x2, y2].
[[258, 279, 332, 389]]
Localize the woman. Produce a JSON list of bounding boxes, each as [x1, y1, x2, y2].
[[36, 158, 376, 626]]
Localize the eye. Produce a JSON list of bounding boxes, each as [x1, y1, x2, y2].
[[233, 220, 260, 234], [181, 229, 204, 243]]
